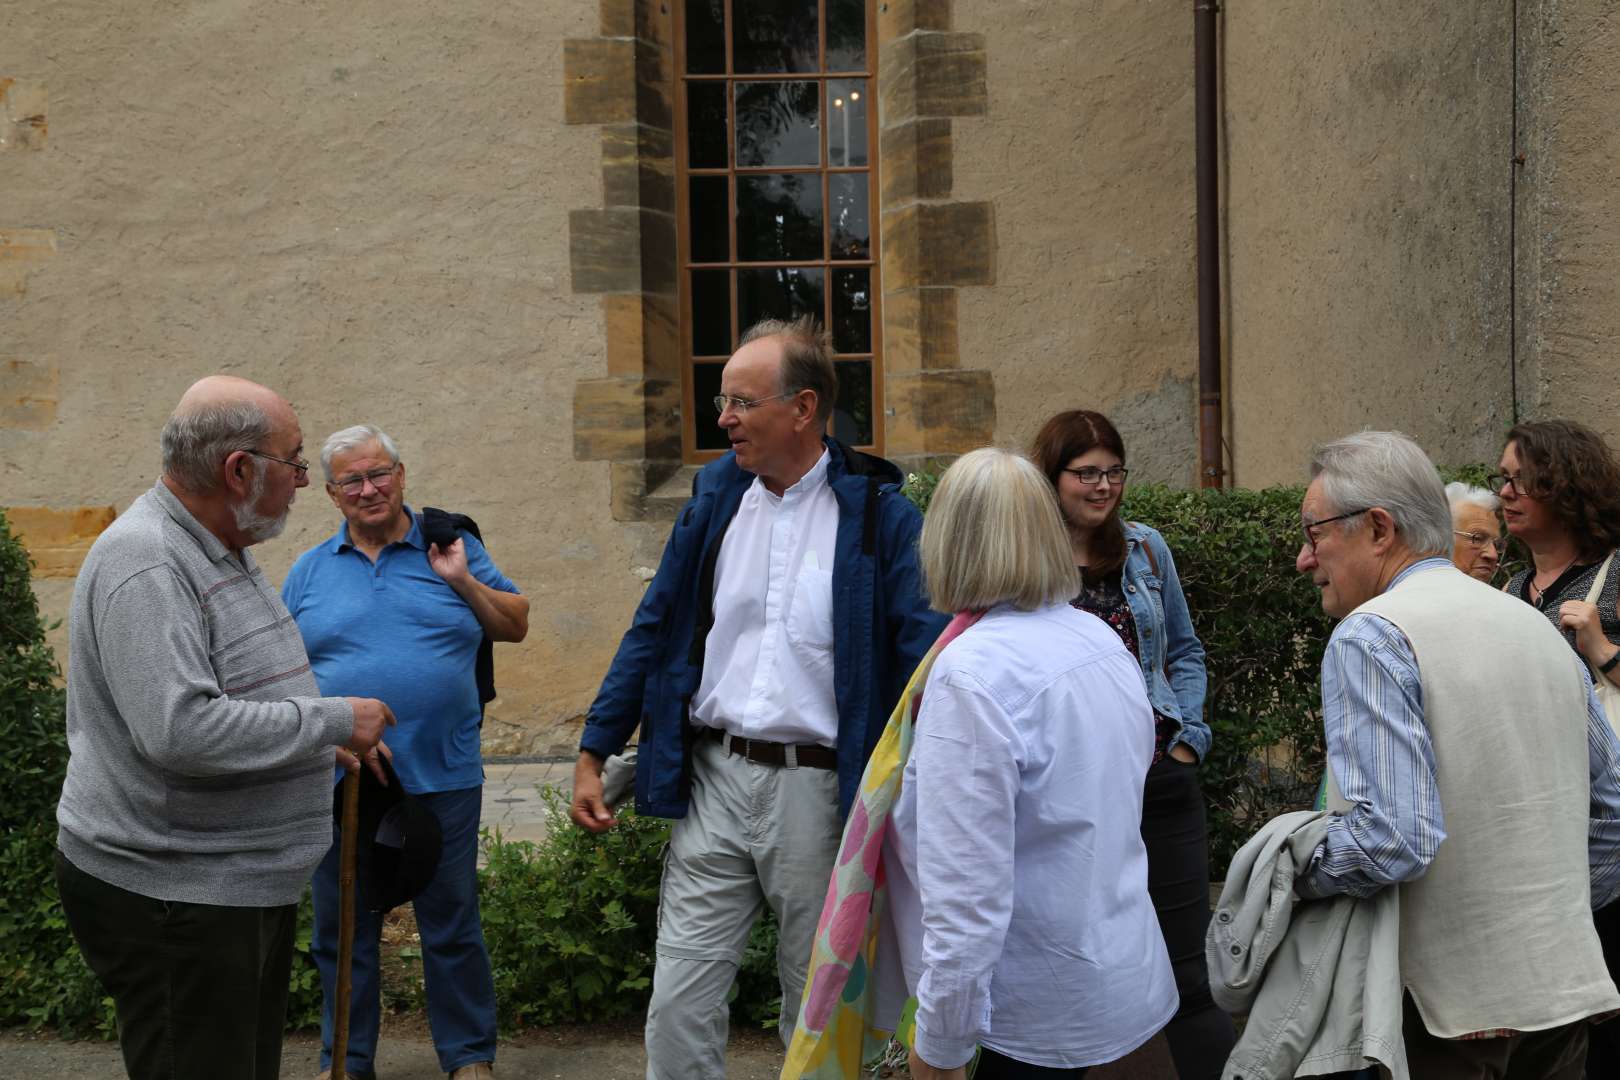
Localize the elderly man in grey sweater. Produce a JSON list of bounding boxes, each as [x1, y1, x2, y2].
[[54, 376, 396, 1080]]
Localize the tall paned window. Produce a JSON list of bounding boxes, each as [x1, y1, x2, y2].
[[677, 0, 881, 460]]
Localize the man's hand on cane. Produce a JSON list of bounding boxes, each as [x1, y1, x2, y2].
[[336, 697, 396, 784]]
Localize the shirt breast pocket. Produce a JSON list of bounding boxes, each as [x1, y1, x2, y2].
[[786, 567, 835, 656]]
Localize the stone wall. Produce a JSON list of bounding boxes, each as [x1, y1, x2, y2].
[[949, 0, 1201, 482], [0, 0, 637, 752], [1223, 1, 1516, 486], [1516, 0, 1620, 436], [6, 0, 1620, 751]]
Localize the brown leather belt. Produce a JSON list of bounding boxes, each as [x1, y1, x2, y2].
[[698, 725, 837, 771]]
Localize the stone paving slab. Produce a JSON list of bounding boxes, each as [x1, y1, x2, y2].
[[480, 757, 575, 852]]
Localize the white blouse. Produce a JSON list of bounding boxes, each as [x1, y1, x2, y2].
[[880, 602, 1177, 1069]]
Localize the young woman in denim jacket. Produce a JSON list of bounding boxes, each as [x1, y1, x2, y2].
[[1030, 410, 1235, 1080]]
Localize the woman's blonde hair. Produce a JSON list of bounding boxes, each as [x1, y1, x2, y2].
[[921, 447, 1081, 613]]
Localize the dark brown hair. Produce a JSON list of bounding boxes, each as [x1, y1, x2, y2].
[[1029, 409, 1128, 578], [1505, 419, 1620, 560], [739, 315, 837, 427]]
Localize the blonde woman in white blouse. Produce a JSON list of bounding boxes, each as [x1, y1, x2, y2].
[[882, 447, 1176, 1080]]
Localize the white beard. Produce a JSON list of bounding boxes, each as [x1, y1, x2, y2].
[[231, 463, 289, 543]]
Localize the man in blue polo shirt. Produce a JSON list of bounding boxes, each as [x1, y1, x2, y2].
[[283, 424, 529, 1080]]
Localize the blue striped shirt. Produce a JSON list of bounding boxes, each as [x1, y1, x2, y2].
[[1303, 558, 1620, 908]]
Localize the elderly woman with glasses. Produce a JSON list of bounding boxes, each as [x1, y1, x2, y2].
[[1492, 418, 1620, 1078], [1444, 482, 1504, 583], [1024, 409, 1233, 1080], [885, 447, 1176, 1080]]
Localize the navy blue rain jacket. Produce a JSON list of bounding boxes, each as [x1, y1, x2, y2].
[[579, 439, 947, 819]]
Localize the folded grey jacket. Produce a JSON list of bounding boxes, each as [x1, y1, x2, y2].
[[1207, 809, 1408, 1080]]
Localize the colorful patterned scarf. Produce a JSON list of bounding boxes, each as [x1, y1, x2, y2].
[[780, 610, 983, 1079]]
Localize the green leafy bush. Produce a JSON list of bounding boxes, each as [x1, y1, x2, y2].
[[0, 509, 112, 1035], [478, 788, 782, 1032], [1120, 485, 1332, 873], [285, 889, 324, 1030]]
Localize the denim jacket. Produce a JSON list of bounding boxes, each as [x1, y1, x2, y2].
[[1121, 521, 1210, 761]]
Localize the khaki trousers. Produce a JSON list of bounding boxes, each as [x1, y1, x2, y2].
[[644, 734, 842, 1080]]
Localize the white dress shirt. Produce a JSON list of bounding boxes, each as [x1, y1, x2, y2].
[[691, 449, 841, 747], [882, 603, 1177, 1069]]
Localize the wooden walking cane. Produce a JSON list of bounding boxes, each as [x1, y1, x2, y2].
[[332, 768, 361, 1080]]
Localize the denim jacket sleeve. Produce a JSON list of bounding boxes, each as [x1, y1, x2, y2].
[[1137, 526, 1211, 761]]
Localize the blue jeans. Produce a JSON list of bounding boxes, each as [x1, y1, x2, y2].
[[313, 785, 496, 1075]]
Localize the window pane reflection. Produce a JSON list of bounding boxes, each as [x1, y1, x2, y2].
[[735, 81, 821, 168], [687, 83, 728, 168], [828, 175, 869, 260], [733, 0, 818, 74], [692, 362, 731, 450], [832, 269, 872, 354], [826, 80, 868, 167], [737, 174, 823, 262], [691, 269, 731, 357], [686, 0, 726, 75], [689, 177, 730, 263], [830, 360, 874, 445], [738, 267, 825, 330], [826, 0, 867, 72]]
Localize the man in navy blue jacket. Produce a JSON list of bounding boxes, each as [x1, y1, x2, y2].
[[571, 316, 944, 1079]]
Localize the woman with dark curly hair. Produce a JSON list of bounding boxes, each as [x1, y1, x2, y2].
[[1493, 418, 1620, 1079], [1029, 410, 1234, 1080]]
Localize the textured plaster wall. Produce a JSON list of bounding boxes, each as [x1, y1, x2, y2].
[[949, 0, 1199, 483], [1517, 0, 1620, 438], [0, 1, 652, 752], [1222, 2, 1516, 486]]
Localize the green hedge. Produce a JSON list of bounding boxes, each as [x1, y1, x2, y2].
[[478, 790, 780, 1032], [0, 509, 111, 1035], [1117, 485, 1331, 873]]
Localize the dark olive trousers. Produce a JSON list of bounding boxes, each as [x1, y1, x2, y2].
[[55, 850, 298, 1080], [1318, 992, 1587, 1080], [975, 1046, 1091, 1079]]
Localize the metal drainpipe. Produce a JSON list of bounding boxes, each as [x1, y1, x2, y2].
[[1195, 1, 1225, 487]]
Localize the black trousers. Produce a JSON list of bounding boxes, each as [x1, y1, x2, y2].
[[55, 850, 298, 1080], [1141, 756, 1236, 1080], [975, 1045, 1091, 1079], [1587, 898, 1620, 1078]]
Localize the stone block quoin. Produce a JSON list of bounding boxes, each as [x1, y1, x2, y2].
[[566, 0, 682, 520], [875, 1, 996, 460]]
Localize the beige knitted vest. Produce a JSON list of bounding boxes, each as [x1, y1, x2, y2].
[[1324, 563, 1619, 1037]]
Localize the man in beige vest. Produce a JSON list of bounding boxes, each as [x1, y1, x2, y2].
[[1294, 430, 1620, 1079]]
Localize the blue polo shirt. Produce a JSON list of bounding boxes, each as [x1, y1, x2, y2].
[[282, 507, 518, 794]]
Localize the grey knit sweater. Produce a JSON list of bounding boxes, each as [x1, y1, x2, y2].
[[56, 481, 354, 906]]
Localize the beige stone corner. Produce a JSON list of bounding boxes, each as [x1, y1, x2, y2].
[[880, 117, 954, 206], [0, 228, 57, 296], [882, 201, 995, 288], [877, 0, 954, 42], [0, 79, 48, 151], [0, 357, 59, 430], [602, 293, 680, 380], [563, 39, 638, 125], [601, 123, 675, 213], [573, 375, 681, 462], [882, 288, 959, 372], [598, 0, 674, 48], [608, 459, 684, 522], [879, 31, 987, 123], [884, 369, 996, 455], [5, 505, 117, 578]]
